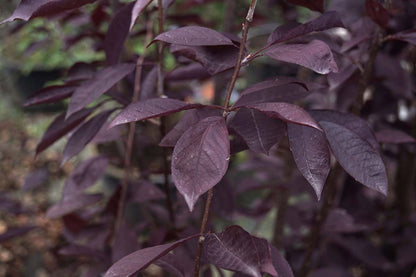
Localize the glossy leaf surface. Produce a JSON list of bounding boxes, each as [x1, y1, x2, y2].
[[230, 108, 286, 154], [110, 98, 204, 127], [246, 103, 322, 131], [24, 84, 76, 107], [202, 225, 277, 277], [104, 235, 198, 277], [172, 116, 229, 211], [232, 78, 308, 108], [265, 40, 338, 74], [130, 0, 154, 30], [267, 11, 344, 45], [288, 124, 330, 199], [153, 26, 234, 46], [319, 121, 388, 195]]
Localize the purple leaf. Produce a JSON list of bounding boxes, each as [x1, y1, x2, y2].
[[24, 84, 76, 107], [309, 110, 380, 150], [166, 63, 211, 81], [267, 11, 344, 45], [287, 124, 330, 199], [110, 98, 205, 127], [270, 245, 294, 277], [308, 267, 347, 277], [154, 246, 194, 277], [232, 78, 309, 108], [130, 0, 154, 31], [58, 244, 107, 261], [365, 0, 389, 28], [0, 226, 37, 243], [103, 234, 198, 277], [319, 121, 388, 195], [140, 67, 158, 100], [172, 116, 230, 211], [202, 225, 277, 277], [36, 108, 92, 154], [153, 26, 234, 46], [105, 3, 134, 65], [170, 44, 240, 75], [62, 110, 113, 164], [287, 0, 324, 13], [246, 102, 322, 131], [375, 129, 416, 144], [229, 108, 286, 155], [265, 40, 338, 74], [64, 156, 109, 195], [389, 28, 416, 45], [1, 0, 97, 23], [67, 63, 135, 118], [112, 220, 140, 263], [46, 193, 102, 219], [23, 168, 49, 191], [160, 107, 222, 147]]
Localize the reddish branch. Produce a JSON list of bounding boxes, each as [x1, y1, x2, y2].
[[193, 1, 258, 276]]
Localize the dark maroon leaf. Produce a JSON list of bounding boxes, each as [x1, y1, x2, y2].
[[202, 225, 277, 277], [375, 129, 416, 144], [170, 44, 240, 75], [23, 168, 49, 191], [153, 26, 234, 46], [309, 110, 380, 150], [140, 67, 158, 100], [36, 108, 92, 154], [246, 103, 322, 131], [265, 40, 338, 74], [287, 0, 324, 13], [229, 108, 286, 154], [110, 98, 205, 127], [319, 121, 388, 195], [46, 193, 102, 219], [232, 78, 309, 108], [103, 234, 198, 277], [66, 62, 96, 82], [388, 28, 416, 45], [328, 64, 357, 89], [267, 11, 344, 45], [105, 3, 134, 65], [67, 63, 135, 117], [0, 226, 37, 242], [62, 110, 113, 164], [365, 0, 389, 28], [172, 116, 229, 211], [0, 0, 97, 23], [64, 156, 109, 195], [287, 124, 330, 199], [91, 121, 121, 143], [166, 63, 211, 81], [112, 220, 140, 263], [24, 84, 76, 107], [160, 107, 222, 147], [130, 0, 154, 31], [270, 245, 294, 277], [154, 246, 194, 277]]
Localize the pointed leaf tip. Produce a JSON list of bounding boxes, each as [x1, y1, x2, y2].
[[172, 116, 230, 211]]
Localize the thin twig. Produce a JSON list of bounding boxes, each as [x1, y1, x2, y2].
[[193, 1, 258, 276]]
